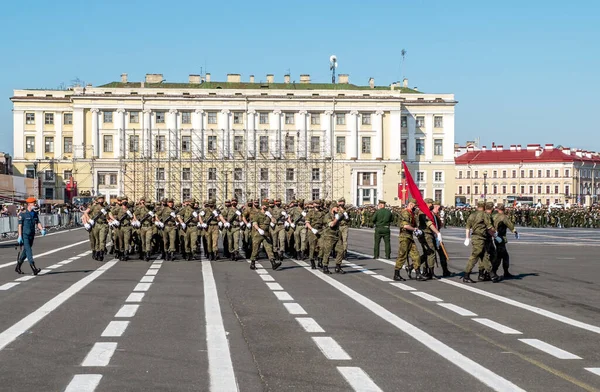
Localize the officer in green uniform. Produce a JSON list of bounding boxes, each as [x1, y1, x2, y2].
[[463, 201, 499, 283], [134, 198, 155, 261], [290, 199, 307, 259], [204, 199, 221, 260], [250, 200, 281, 271], [224, 197, 243, 260], [320, 202, 345, 274], [158, 198, 177, 260], [113, 196, 134, 261], [337, 198, 349, 259], [492, 204, 518, 278], [372, 200, 393, 259], [305, 200, 324, 269], [393, 198, 425, 281], [86, 194, 109, 261], [418, 198, 443, 280]]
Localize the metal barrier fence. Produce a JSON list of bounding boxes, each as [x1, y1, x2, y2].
[[0, 212, 83, 234]]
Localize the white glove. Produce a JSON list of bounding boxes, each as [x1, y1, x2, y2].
[[495, 236, 503, 244], [284, 222, 290, 228], [84, 223, 91, 230], [235, 210, 241, 216], [212, 210, 219, 217], [200, 211, 205, 217], [89, 219, 95, 225], [334, 213, 340, 220], [224, 222, 231, 228], [311, 228, 318, 235], [149, 211, 155, 217], [197, 222, 202, 227], [265, 211, 272, 218], [240, 221, 245, 227], [170, 212, 176, 218], [343, 212, 349, 220], [246, 222, 252, 228], [437, 233, 442, 243], [126, 210, 133, 217], [202, 223, 208, 229], [258, 228, 265, 236], [464, 238, 470, 247], [192, 211, 198, 218], [291, 223, 296, 229], [414, 229, 422, 236], [282, 211, 287, 217], [113, 220, 120, 227], [218, 222, 223, 228], [181, 223, 187, 230], [101, 208, 107, 215], [301, 211, 307, 217]]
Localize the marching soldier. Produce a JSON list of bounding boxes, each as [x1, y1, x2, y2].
[[84, 194, 109, 261], [158, 198, 178, 260], [305, 200, 324, 269], [242, 199, 257, 259], [417, 198, 444, 280], [250, 200, 282, 271], [320, 202, 346, 274], [393, 198, 426, 281], [432, 201, 451, 277], [290, 199, 307, 259], [493, 204, 518, 279], [463, 201, 499, 283], [113, 196, 134, 261], [133, 197, 155, 261], [372, 200, 393, 259], [15, 197, 46, 275], [204, 199, 221, 261], [270, 198, 287, 261], [224, 197, 243, 261], [179, 198, 201, 261], [337, 198, 349, 259]]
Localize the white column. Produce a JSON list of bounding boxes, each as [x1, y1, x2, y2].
[[324, 110, 333, 159], [115, 109, 125, 159], [168, 109, 178, 159], [389, 110, 401, 160], [35, 110, 44, 160], [247, 110, 256, 158], [373, 110, 384, 160], [219, 109, 230, 159], [191, 109, 203, 159], [424, 114, 433, 160], [443, 113, 455, 161], [90, 109, 99, 158], [297, 110, 307, 159], [407, 112, 416, 161], [98, 110, 104, 159], [73, 108, 84, 158], [349, 110, 359, 160], [143, 109, 151, 157], [55, 110, 63, 158], [271, 110, 281, 158], [13, 110, 24, 159], [175, 110, 182, 160]]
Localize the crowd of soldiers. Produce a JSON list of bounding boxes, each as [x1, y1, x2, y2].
[[81, 195, 353, 273]]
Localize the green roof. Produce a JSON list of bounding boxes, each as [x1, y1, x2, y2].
[[97, 81, 421, 93]]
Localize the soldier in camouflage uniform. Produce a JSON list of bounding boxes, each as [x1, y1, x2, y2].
[[224, 197, 243, 260], [133, 197, 156, 262], [463, 201, 499, 283], [320, 202, 346, 274], [84, 194, 110, 261], [492, 204, 518, 278], [305, 200, 324, 269], [269, 198, 287, 261], [250, 200, 281, 271], [337, 198, 349, 259], [290, 199, 307, 259], [393, 199, 426, 281]]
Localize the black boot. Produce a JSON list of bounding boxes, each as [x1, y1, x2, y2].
[[420, 267, 431, 281], [490, 271, 500, 283], [92, 250, 97, 260], [477, 270, 485, 281], [108, 245, 114, 255], [406, 264, 413, 280], [310, 259, 316, 269], [415, 269, 427, 281], [144, 252, 150, 262], [462, 273, 476, 283], [15, 260, 24, 275], [187, 252, 193, 261], [322, 265, 332, 274], [169, 252, 175, 261], [30, 262, 41, 276], [270, 259, 282, 271], [317, 260, 323, 269], [279, 251, 284, 261], [442, 269, 452, 277], [98, 251, 104, 262], [503, 270, 514, 279], [393, 269, 406, 281], [429, 267, 438, 280], [250, 260, 256, 270], [335, 265, 346, 274]]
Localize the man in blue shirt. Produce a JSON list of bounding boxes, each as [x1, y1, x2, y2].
[[16, 197, 46, 275]]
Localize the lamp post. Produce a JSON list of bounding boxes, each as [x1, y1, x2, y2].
[[483, 170, 488, 201]]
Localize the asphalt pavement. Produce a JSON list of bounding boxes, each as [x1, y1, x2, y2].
[[0, 226, 599, 392]]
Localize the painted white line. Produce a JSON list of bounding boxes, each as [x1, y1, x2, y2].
[[373, 275, 393, 282], [15, 276, 36, 282], [350, 265, 363, 269], [283, 303, 307, 315], [0, 240, 89, 270], [296, 317, 325, 333], [76, 252, 88, 257], [440, 279, 600, 335], [255, 269, 269, 275], [519, 339, 581, 359], [101, 321, 129, 337], [273, 291, 294, 301], [114, 304, 140, 318], [585, 368, 600, 376], [46, 265, 61, 269], [437, 303, 478, 317], [266, 283, 283, 291], [38, 269, 52, 275], [67, 257, 80, 260], [295, 260, 310, 267], [292, 259, 526, 392], [473, 318, 522, 335], [153, 260, 163, 264], [64, 374, 103, 392], [337, 366, 383, 392], [202, 259, 238, 391], [133, 283, 152, 292], [125, 292, 145, 303], [411, 292, 443, 302], [390, 282, 416, 291], [81, 342, 118, 367], [145, 269, 158, 276], [0, 282, 19, 290], [312, 337, 352, 360], [259, 275, 275, 282], [58, 260, 73, 265], [148, 265, 161, 269], [360, 270, 376, 275], [140, 276, 155, 283], [255, 263, 265, 269]]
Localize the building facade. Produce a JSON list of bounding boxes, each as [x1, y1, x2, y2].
[[454, 144, 600, 206], [11, 73, 456, 205]]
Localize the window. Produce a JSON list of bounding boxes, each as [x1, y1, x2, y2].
[[286, 189, 295, 203], [401, 116, 407, 128], [416, 116, 424, 127], [260, 168, 269, 181], [182, 188, 191, 200], [129, 111, 139, 123], [529, 185, 533, 194], [285, 136, 295, 153], [565, 185, 570, 195], [208, 136, 217, 152], [181, 136, 191, 152], [502, 170, 507, 178], [156, 188, 165, 201], [45, 137, 54, 153], [234, 188, 243, 200], [26, 169, 35, 178], [520, 170, 525, 178], [25, 136, 34, 153], [44, 188, 54, 200], [336, 114, 345, 125], [546, 185, 551, 194], [554, 169, 559, 178], [64, 113, 73, 125], [492, 170, 497, 178], [208, 188, 216, 200], [310, 113, 320, 125], [546, 170, 551, 178], [361, 172, 372, 185], [109, 173, 117, 185], [233, 112, 243, 124], [284, 112, 294, 125], [401, 139, 407, 155], [466, 186, 471, 195], [155, 111, 165, 123], [434, 171, 443, 182], [45, 113, 54, 125], [103, 135, 112, 152], [474, 171, 478, 179], [26, 113, 35, 124], [474, 186, 479, 195], [502, 185, 507, 194], [434, 116, 443, 128], [529, 170, 533, 178], [208, 168, 217, 181], [181, 111, 191, 124], [45, 170, 54, 181], [416, 171, 425, 182], [63, 170, 72, 180], [103, 111, 113, 123], [336, 136, 346, 154], [361, 137, 371, 153], [259, 112, 269, 124], [458, 186, 463, 194], [512, 185, 517, 194], [554, 185, 559, 194], [259, 136, 269, 153], [565, 169, 570, 177], [416, 139, 425, 155], [434, 139, 443, 155], [310, 136, 320, 153], [312, 188, 320, 200], [434, 189, 442, 203], [286, 168, 295, 181], [512, 170, 516, 178], [537, 185, 542, 194], [537, 170, 542, 178], [467, 171, 471, 179], [98, 173, 105, 185], [260, 188, 269, 199], [493, 185, 498, 194], [234, 168, 243, 181], [458, 171, 463, 179], [182, 168, 191, 181], [234, 136, 243, 152], [312, 168, 321, 181], [155, 135, 166, 152], [156, 168, 165, 181], [362, 113, 371, 125], [129, 135, 139, 152]]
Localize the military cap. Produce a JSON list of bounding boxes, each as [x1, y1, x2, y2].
[[477, 201, 486, 208], [378, 200, 386, 205], [139, 196, 146, 201], [275, 198, 281, 202], [497, 203, 506, 211], [314, 200, 322, 206], [433, 200, 441, 206], [231, 197, 238, 202], [424, 198, 434, 204], [261, 200, 270, 207], [209, 198, 216, 205], [338, 198, 346, 202], [95, 194, 105, 200], [484, 201, 494, 210], [408, 198, 417, 204], [253, 199, 259, 204], [116, 196, 123, 201], [122, 195, 128, 200], [167, 198, 174, 203]]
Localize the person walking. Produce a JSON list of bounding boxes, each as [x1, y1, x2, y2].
[[372, 200, 393, 259], [16, 197, 46, 275]]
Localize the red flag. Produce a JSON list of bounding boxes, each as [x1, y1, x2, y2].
[[402, 160, 437, 229]]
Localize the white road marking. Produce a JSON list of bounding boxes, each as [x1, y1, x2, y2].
[[0, 240, 90, 270], [59, 260, 74, 265], [360, 270, 376, 275], [46, 265, 61, 269], [255, 269, 269, 275], [0, 260, 118, 351], [133, 283, 152, 292], [440, 279, 600, 335], [373, 275, 393, 282], [296, 317, 325, 333], [202, 258, 238, 391], [293, 260, 526, 392], [0, 282, 20, 290], [473, 318, 522, 335], [81, 342, 118, 366], [437, 303, 478, 317], [411, 292, 443, 302], [312, 337, 352, 360], [585, 368, 600, 376], [114, 304, 140, 318], [140, 276, 155, 283], [266, 283, 284, 291], [38, 269, 52, 275], [145, 269, 158, 276], [337, 366, 383, 392], [259, 275, 275, 282], [283, 303, 307, 315], [153, 260, 163, 264], [148, 265, 161, 269], [519, 339, 581, 359], [15, 276, 36, 282], [295, 260, 310, 267], [125, 293, 145, 303], [67, 257, 80, 260], [64, 374, 103, 392], [273, 291, 293, 301], [101, 321, 129, 337], [390, 282, 416, 291]]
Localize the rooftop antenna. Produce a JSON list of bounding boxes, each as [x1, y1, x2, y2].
[[400, 49, 407, 80], [329, 55, 338, 84]]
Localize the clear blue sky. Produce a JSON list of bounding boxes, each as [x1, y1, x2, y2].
[[1, 0, 599, 155]]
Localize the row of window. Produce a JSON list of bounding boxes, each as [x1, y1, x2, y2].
[[457, 185, 572, 196], [415, 171, 445, 182], [25, 169, 73, 182], [149, 167, 323, 183], [458, 169, 572, 179], [26, 136, 73, 153], [26, 112, 73, 125]]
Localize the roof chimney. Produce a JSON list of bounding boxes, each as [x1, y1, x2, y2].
[[338, 74, 349, 84], [189, 74, 201, 84], [266, 74, 274, 84], [121, 73, 128, 83], [369, 77, 375, 89], [526, 144, 540, 151], [299, 74, 310, 84], [145, 73, 163, 84], [205, 73, 211, 83], [510, 145, 516, 151], [284, 74, 290, 84], [517, 145, 522, 151], [249, 75, 255, 83], [575, 150, 583, 157], [563, 147, 571, 155], [497, 145, 504, 152], [403, 78, 408, 88], [492, 146, 497, 152], [535, 149, 542, 157], [544, 144, 554, 151], [481, 146, 487, 152], [227, 74, 241, 83]]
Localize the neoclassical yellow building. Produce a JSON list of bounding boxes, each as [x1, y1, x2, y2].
[[11, 72, 456, 205]]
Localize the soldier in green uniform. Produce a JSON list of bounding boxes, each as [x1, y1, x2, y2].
[[269, 198, 287, 261], [393, 199, 425, 281], [432, 201, 451, 277], [113, 196, 134, 261], [250, 200, 281, 271], [224, 197, 243, 260], [463, 201, 499, 283], [493, 204, 518, 278], [417, 198, 443, 280], [178, 198, 198, 260], [305, 200, 324, 269], [337, 198, 349, 259], [372, 200, 393, 259], [204, 199, 221, 261], [320, 202, 346, 274], [157, 198, 177, 260], [133, 198, 155, 261], [290, 199, 307, 259], [85, 194, 109, 261]]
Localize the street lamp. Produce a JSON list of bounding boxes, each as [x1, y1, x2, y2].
[[483, 170, 488, 201]]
